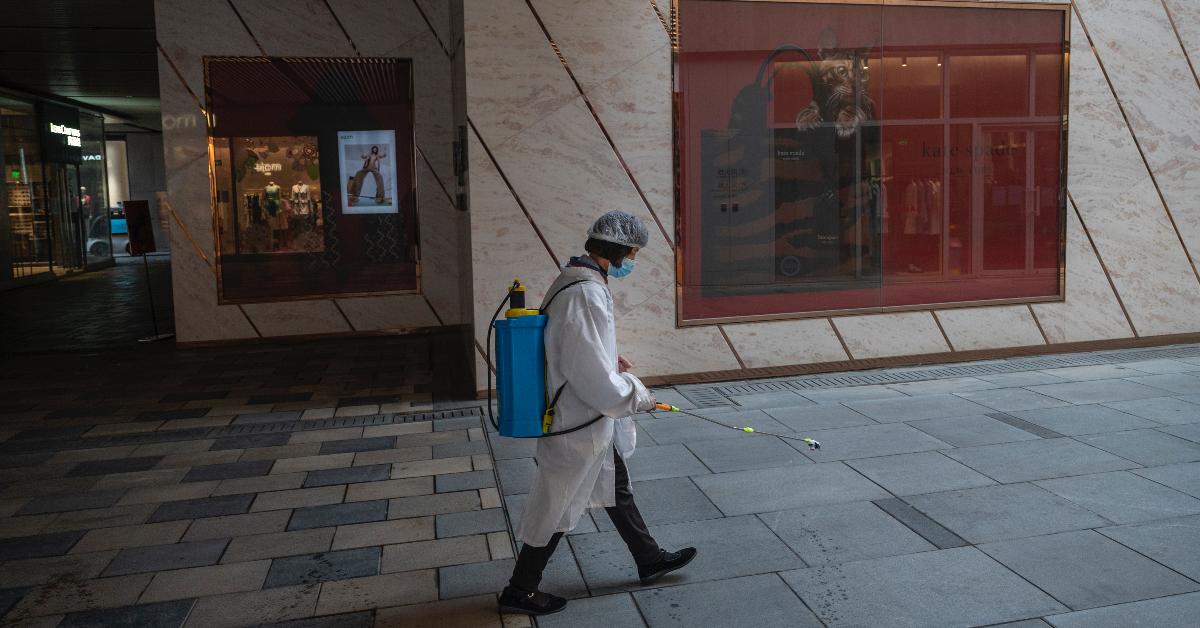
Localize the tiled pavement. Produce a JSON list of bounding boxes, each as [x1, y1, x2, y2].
[[2, 342, 1200, 626]]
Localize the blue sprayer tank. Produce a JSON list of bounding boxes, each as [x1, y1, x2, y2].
[[494, 314, 549, 438]]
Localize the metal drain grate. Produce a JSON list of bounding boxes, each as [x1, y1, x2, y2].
[[708, 344, 1200, 400]]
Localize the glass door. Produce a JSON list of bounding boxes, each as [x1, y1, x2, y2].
[[48, 163, 85, 273]]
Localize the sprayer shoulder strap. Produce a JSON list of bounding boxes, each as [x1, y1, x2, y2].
[[541, 279, 590, 314]]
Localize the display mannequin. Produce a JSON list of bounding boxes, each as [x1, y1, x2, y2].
[[264, 181, 289, 248], [290, 181, 311, 217], [348, 145, 387, 205]]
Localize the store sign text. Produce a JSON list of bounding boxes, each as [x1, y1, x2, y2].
[[83, 154, 103, 161], [254, 162, 283, 173], [49, 123, 82, 147]]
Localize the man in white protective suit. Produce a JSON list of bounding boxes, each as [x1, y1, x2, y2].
[[497, 211, 698, 616]]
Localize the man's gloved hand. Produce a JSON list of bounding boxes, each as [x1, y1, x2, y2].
[[618, 355, 633, 373]]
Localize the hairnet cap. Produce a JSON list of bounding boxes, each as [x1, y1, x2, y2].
[[587, 211, 650, 249]]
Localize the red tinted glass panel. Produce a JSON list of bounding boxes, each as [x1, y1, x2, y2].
[[677, 1, 1066, 322]]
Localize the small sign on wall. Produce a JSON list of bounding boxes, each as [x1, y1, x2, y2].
[[125, 200, 157, 255]]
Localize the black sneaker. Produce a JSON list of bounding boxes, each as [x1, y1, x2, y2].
[[637, 547, 698, 585], [498, 585, 568, 616]]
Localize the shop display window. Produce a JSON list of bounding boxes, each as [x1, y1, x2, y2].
[[205, 57, 417, 303], [2, 96, 51, 279], [78, 112, 112, 264], [675, 0, 1068, 323]]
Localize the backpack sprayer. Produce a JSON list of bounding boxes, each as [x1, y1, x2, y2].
[[487, 278, 822, 451]]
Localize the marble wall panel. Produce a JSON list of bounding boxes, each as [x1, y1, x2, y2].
[[529, 0, 668, 94], [832, 312, 950, 359], [336, 295, 441, 330], [722, 319, 849, 369], [463, 0, 578, 148], [1074, 0, 1200, 269], [1032, 208, 1134, 343], [1164, 0, 1200, 62], [615, 302, 741, 377], [1066, 16, 1200, 336], [241, 300, 353, 337], [415, 0, 455, 51], [934, 306, 1046, 352], [229, 0, 356, 56], [491, 98, 674, 317], [155, 0, 261, 90], [467, 130, 561, 385]]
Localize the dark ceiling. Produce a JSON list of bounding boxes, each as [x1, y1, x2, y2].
[[0, 0, 161, 132]]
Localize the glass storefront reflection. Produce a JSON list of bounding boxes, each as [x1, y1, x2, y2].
[[677, 0, 1067, 322]]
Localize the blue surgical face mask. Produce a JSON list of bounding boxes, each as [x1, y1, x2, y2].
[[609, 258, 636, 279]]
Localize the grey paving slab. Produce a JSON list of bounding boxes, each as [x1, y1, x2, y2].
[[66, 456, 163, 477], [288, 500, 388, 531], [693, 463, 889, 516], [795, 423, 953, 463], [209, 433, 291, 451], [1098, 515, 1200, 581], [1126, 373, 1200, 395], [623, 444, 710, 480], [437, 552, 587, 600], [182, 509, 291, 541], [759, 501, 935, 565], [846, 451, 996, 496], [942, 438, 1138, 483], [1035, 471, 1200, 524], [103, 539, 228, 576], [222, 528, 334, 563], [263, 547, 381, 588], [569, 515, 804, 594], [389, 491, 481, 520], [798, 385, 909, 404], [907, 414, 1043, 447], [1045, 591, 1200, 628], [319, 436, 397, 455], [435, 508, 506, 538], [1104, 397, 1200, 425], [955, 388, 1069, 411], [1009, 405, 1159, 436], [846, 394, 993, 423], [1133, 462, 1200, 498], [1162, 422, 1200, 444], [728, 391, 814, 409], [761, 404, 877, 431], [1118, 359, 1200, 374], [0, 530, 84, 561], [184, 583, 319, 626], [380, 536, 489, 574], [58, 599, 195, 628], [1039, 364, 1147, 381], [979, 530, 1200, 610], [1026, 379, 1167, 404], [232, 411, 302, 425], [431, 440, 489, 459], [683, 436, 811, 473], [987, 412, 1067, 438], [634, 573, 821, 628], [781, 546, 1067, 628], [991, 621, 1052, 628], [496, 458, 536, 495], [639, 412, 792, 445], [904, 483, 1111, 543], [18, 489, 124, 515], [888, 377, 1001, 395], [506, 493, 596, 536], [182, 460, 273, 483], [873, 498, 968, 549], [649, 389, 697, 411], [148, 493, 255, 523], [434, 470, 495, 493], [1076, 430, 1200, 466], [538, 592, 646, 628], [979, 371, 1067, 387], [266, 611, 374, 628], [302, 464, 390, 488], [592, 477, 722, 532]]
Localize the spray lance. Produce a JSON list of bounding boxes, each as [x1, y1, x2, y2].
[[653, 403, 822, 451]]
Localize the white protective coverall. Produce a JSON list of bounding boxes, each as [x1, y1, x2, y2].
[[515, 263, 655, 547]]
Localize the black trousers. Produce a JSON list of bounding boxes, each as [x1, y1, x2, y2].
[[509, 449, 661, 592]]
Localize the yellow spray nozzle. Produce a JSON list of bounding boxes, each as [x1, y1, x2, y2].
[[740, 427, 755, 433]]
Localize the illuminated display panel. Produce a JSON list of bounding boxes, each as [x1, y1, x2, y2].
[[676, 0, 1068, 323]]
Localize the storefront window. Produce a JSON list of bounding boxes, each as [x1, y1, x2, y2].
[[206, 57, 418, 303], [676, 0, 1067, 322], [78, 113, 112, 264], [2, 96, 51, 279]]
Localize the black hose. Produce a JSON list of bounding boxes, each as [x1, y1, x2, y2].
[[485, 288, 513, 431]]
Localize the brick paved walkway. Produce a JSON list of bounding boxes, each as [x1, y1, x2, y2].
[[1, 341, 1199, 626]]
